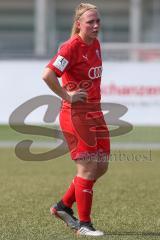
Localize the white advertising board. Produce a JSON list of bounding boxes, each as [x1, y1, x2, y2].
[[0, 60, 160, 125], [102, 62, 160, 125]]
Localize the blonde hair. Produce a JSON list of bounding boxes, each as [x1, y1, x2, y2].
[[71, 3, 97, 37]]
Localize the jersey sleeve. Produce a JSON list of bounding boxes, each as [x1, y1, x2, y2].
[[47, 42, 74, 77]]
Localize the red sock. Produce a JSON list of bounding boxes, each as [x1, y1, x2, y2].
[[75, 176, 94, 222], [62, 176, 77, 208]]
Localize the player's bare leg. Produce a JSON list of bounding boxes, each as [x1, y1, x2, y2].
[[95, 154, 109, 180]]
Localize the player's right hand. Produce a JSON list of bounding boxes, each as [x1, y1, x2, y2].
[[67, 89, 88, 103]]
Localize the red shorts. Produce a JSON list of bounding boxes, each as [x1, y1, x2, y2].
[[59, 107, 110, 161]]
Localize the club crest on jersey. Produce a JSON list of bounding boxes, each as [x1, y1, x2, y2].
[[53, 55, 69, 72], [96, 49, 101, 59], [88, 66, 103, 80]]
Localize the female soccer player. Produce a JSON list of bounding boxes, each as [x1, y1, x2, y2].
[[43, 3, 110, 237]]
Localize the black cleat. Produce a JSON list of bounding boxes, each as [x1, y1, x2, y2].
[[50, 200, 79, 230]]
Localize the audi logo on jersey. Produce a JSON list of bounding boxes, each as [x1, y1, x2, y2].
[[88, 66, 103, 80]]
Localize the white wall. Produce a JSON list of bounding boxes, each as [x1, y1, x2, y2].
[[102, 62, 160, 125], [0, 60, 160, 125]]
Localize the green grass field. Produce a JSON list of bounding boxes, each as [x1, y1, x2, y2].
[[0, 125, 160, 240], [0, 124, 160, 142]]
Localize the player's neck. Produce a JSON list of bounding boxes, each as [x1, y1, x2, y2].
[[78, 33, 95, 45]]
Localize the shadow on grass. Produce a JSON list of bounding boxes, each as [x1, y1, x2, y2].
[[106, 231, 160, 236]]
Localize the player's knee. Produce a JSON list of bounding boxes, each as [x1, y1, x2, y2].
[[100, 164, 108, 175], [76, 159, 98, 180], [77, 169, 97, 180], [102, 163, 109, 174], [83, 165, 98, 179], [97, 162, 109, 178]]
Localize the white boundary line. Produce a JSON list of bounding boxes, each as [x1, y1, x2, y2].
[[0, 141, 160, 150]]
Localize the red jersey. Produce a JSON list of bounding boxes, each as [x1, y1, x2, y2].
[[47, 34, 102, 108]]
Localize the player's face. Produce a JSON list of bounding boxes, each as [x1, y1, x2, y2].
[[77, 9, 100, 43]]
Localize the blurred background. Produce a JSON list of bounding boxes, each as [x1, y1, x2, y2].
[[0, 0, 160, 60]]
